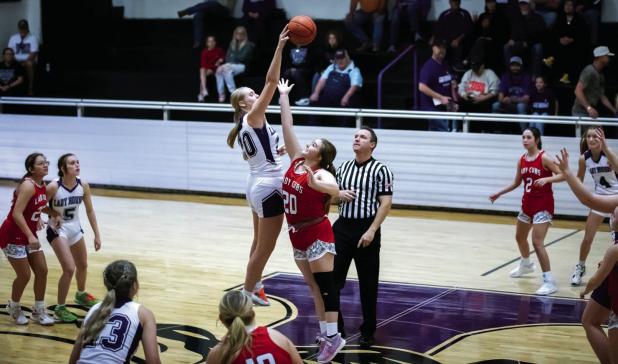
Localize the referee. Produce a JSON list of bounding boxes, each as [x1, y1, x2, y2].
[[334, 126, 393, 348]]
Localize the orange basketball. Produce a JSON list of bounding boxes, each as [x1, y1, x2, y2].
[[287, 15, 317, 47]]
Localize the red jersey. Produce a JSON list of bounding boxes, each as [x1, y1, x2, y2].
[[520, 151, 554, 217], [232, 327, 292, 364], [283, 158, 334, 250], [200, 47, 225, 71], [0, 178, 47, 248]]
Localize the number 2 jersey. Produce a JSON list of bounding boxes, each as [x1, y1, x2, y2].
[[0, 178, 47, 248], [78, 300, 142, 364], [584, 150, 618, 195], [237, 115, 282, 178], [283, 158, 334, 250], [232, 326, 293, 364], [520, 151, 554, 217]]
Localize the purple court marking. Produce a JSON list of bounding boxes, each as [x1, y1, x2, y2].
[[264, 273, 586, 354]]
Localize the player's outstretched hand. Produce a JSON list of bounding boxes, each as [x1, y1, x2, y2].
[[555, 148, 570, 172], [277, 25, 289, 48], [277, 78, 294, 96]]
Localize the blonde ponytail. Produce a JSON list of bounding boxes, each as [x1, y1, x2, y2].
[[218, 291, 255, 364], [78, 289, 117, 347], [227, 87, 251, 148]]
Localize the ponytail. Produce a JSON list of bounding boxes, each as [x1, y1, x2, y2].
[[218, 291, 255, 364], [78, 288, 117, 347], [319, 138, 337, 177], [228, 87, 251, 149]]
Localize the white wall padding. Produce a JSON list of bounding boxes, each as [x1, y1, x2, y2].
[[0, 113, 606, 217]]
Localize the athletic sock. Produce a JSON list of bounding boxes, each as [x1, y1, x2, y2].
[[76, 290, 85, 296], [319, 321, 327, 335], [542, 271, 554, 282], [326, 322, 338, 337], [9, 300, 20, 308], [34, 300, 45, 310], [254, 281, 263, 291], [242, 288, 253, 298], [578, 260, 586, 267], [521, 257, 531, 265]]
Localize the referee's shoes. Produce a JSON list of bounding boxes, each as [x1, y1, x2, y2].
[[359, 335, 375, 349]]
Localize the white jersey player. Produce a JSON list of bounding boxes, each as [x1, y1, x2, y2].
[[69, 260, 160, 364], [572, 127, 618, 285], [46, 153, 102, 322], [225, 26, 289, 306]]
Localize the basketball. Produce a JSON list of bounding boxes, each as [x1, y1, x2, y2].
[[287, 15, 317, 47]]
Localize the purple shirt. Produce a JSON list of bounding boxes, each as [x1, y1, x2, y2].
[[419, 57, 453, 111], [530, 88, 556, 115], [499, 72, 532, 98]]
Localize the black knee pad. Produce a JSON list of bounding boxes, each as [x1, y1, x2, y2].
[[313, 271, 339, 312]]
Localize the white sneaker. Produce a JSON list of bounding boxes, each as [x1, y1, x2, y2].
[[510, 261, 536, 278], [6, 301, 28, 325], [535, 280, 558, 295], [571, 264, 586, 286], [31, 306, 55, 326], [294, 98, 310, 106]]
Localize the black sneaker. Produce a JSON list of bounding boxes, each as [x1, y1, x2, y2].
[[359, 335, 375, 349]]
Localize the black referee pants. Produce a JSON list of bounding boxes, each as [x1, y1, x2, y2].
[[333, 217, 381, 338]]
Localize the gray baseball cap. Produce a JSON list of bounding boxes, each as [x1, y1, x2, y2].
[[593, 46, 615, 58]]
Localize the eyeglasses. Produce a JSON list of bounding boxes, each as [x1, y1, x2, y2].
[[36, 161, 50, 166]]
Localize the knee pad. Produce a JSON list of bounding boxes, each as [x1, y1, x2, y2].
[[313, 271, 339, 312]]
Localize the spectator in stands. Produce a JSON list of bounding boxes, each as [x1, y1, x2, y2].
[[492, 56, 532, 130], [575, 0, 601, 46], [309, 49, 362, 125], [7, 19, 38, 95], [387, 0, 430, 52], [533, 0, 561, 28], [0, 48, 25, 96], [282, 43, 316, 105], [503, 0, 545, 77], [178, 1, 236, 48], [469, 0, 510, 74], [345, 0, 386, 52], [546, 0, 588, 85], [242, 0, 276, 44], [457, 56, 500, 113], [572, 46, 617, 118], [434, 0, 473, 71], [528, 75, 557, 134], [216, 26, 255, 103], [198, 35, 225, 102], [418, 38, 458, 132]]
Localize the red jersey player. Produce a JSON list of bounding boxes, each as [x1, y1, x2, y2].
[[0, 153, 58, 325], [207, 291, 303, 364], [277, 79, 345, 363], [490, 127, 564, 295]]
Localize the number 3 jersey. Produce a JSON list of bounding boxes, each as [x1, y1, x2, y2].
[[584, 150, 618, 195], [238, 115, 283, 178], [78, 300, 142, 364], [520, 151, 554, 217], [0, 178, 47, 248]]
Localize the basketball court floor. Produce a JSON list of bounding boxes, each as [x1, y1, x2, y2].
[[0, 183, 610, 363]]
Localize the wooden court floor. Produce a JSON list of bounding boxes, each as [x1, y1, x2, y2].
[[0, 184, 611, 363]]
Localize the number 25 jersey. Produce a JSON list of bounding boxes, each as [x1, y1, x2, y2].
[[520, 151, 554, 217]]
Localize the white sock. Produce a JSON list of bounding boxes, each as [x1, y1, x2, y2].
[[34, 300, 46, 310], [542, 271, 554, 282], [578, 260, 586, 267], [254, 281, 263, 291], [319, 321, 327, 335], [326, 322, 338, 337], [76, 290, 85, 295], [521, 257, 531, 265], [9, 300, 20, 308], [242, 288, 253, 298]]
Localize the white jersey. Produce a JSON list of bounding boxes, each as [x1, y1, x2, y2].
[[78, 301, 142, 364], [584, 150, 618, 195], [237, 115, 283, 177], [50, 178, 84, 223]]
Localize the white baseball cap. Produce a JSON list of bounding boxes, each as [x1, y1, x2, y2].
[[593, 46, 614, 58]]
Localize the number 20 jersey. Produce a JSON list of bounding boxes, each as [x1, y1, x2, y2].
[[584, 150, 618, 195], [237, 115, 282, 178], [78, 301, 142, 364], [520, 151, 554, 217]]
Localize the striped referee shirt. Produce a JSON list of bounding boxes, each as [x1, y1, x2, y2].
[[336, 157, 394, 219]]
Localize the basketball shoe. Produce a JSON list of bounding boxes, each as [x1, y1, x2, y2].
[[510, 261, 536, 278], [55, 305, 78, 322], [252, 287, 270, 306], [570, 263, 586, 286], [316, 333, 345, 363], [75, 291, 100, 308], [535, 280, 558, 295], [31, 304, 55, 326], [6, 301, 28, 325]]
